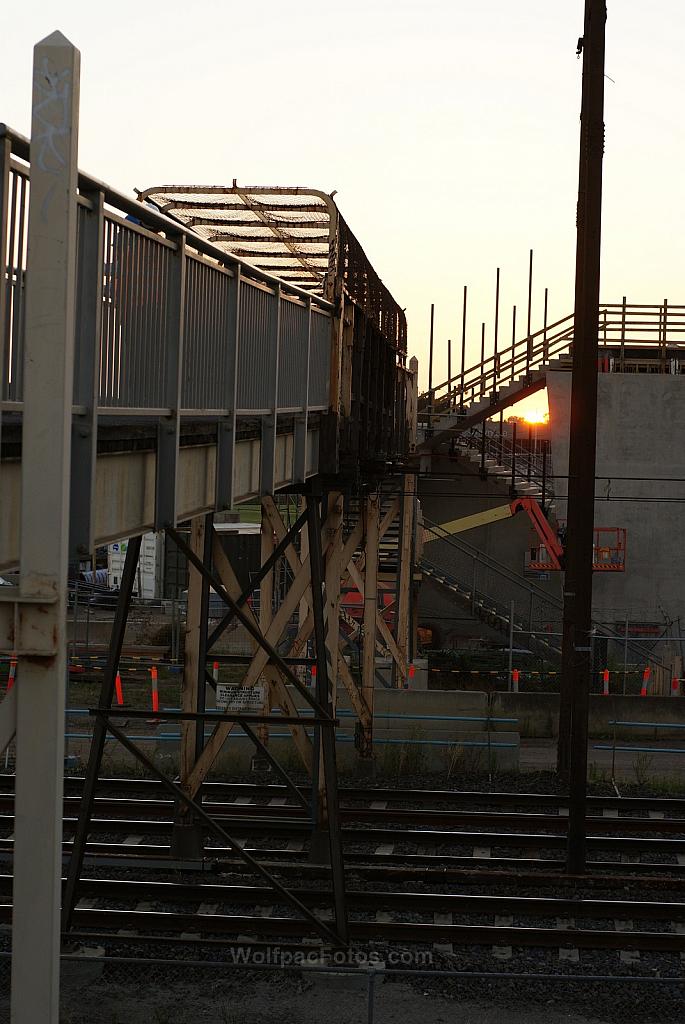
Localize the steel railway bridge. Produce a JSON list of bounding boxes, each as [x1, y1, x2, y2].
[[0, 32, 419, 1022]]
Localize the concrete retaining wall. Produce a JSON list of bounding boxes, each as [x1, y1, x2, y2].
[[65, 687, 521, 775], [493, 691, 685, 739]]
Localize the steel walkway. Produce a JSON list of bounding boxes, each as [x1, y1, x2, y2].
[[0, 127, 414, 572]]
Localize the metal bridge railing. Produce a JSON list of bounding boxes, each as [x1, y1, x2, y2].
[[1, 125, 333, 423]]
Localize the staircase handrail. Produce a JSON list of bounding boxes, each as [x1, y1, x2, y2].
[[419, 300, 685, 416], [421, 516, 666, 669]]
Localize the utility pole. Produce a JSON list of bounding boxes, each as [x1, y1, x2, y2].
[[557, 1, 607, 874]]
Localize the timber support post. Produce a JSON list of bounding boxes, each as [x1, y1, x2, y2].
[[173, 513, 213, 857], [359, 493, 380, 758]]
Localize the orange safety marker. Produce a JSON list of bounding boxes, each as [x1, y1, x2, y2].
[[672, 677, 680, 698], [512, 668, 520, 693], [115, 671, 124, 706], [7, 658, 17, 693], [640, 666, 651, 697], [150, 666, 159, 713], [602, 668, 610, 696]]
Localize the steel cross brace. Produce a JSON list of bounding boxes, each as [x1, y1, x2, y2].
[[206, 507, 308, 650], [167, 527, 330, 718], [101, 718, 345, 945]]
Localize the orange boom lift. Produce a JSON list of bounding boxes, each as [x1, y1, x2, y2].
[[424, 496, 626, 572]]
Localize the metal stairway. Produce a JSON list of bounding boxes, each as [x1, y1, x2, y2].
[[420, 516, 564, 662], [420, 555, 562, 661], [452, 426, 555, 507]]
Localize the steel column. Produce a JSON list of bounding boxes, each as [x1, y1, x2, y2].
[[428, 303, 434, 431], [69, 188, 104, 563], [215, 266, 241, 509], [155, 229, 186, 528], [493, 267, 500, 378], [11, 32, 80, 1024], [460, 286, 467, 410]]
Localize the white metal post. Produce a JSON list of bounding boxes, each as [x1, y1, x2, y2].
[[11, 31, 80, 1024]]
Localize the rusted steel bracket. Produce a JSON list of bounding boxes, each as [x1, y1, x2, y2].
[[0, 588, 59, 656]]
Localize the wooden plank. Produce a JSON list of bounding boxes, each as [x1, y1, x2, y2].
[[259, 500, 275, 745], [183, 534, 313, 797], [361, 495, 380, 747], [396, 472, 416, 678], [289, 518, 365, 658], [337, 648, 371, 726], [324, 493, 344, 708], [347, 559, 405, 679], [262, 495, 302, 576]]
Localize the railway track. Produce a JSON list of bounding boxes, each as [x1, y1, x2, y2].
[[0, 776, 683, 970], [2, 873, 685, 956], [0, 776, 684, 876]]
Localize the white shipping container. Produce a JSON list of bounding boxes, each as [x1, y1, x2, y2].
[[108, 533, 161, 600]]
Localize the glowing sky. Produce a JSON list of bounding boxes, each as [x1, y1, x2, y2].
[[3, 1, 683, 417]]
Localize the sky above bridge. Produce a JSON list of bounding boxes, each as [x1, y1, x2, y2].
[[3, 1, 684, 408]]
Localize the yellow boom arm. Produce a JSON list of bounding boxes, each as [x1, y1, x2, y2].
[[422, 503, 514, 545]]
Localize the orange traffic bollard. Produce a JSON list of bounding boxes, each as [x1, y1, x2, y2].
[[640, 666, 651, 697], [150, 666, 159, 713]]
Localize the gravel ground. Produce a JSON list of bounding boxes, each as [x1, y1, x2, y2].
[[0, 954, 682, 1024]]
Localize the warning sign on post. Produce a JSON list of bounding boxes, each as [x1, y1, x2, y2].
[[216, 684, 265, 712]]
